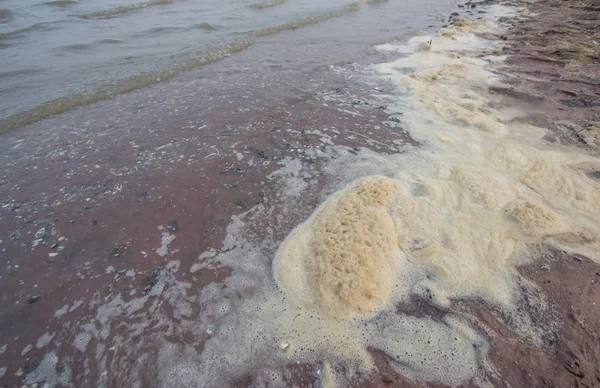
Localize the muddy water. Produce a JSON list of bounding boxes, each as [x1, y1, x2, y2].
[[0, 0, 459, 131]]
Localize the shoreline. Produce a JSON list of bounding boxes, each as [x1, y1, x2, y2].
[[0, 0, 453, 134], [0, 0, 599, 386]]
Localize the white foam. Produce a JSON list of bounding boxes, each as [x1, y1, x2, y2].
[[21, 344, 32, 356], [55, 304, 69, 318], [156, 232, 176, 257], [74, 332, 92, 352], [24, 351, 72, 386], [268, 156, 310, 198], [69, 300, 83, 313], [36, 331, 55, 349]]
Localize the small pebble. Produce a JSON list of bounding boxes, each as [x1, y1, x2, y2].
[[279, 340, 290, 351]]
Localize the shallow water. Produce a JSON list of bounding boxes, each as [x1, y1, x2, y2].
[[0, 0, 459, 131]]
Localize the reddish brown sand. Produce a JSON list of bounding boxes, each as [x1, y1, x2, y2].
[[0, 0, 599, 387]]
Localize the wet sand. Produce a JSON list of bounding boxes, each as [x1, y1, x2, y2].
[[1, 0, 600, 386], [0, 57, 415, 385]]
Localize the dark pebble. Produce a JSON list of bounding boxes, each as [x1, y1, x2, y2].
[[143, 267, 163, 294], [381, 374, 395, 384], [167, 220, 180, 232], [26, 356, 42, 373], [91, 220, 98, 226], [28, 295, 40, 304]]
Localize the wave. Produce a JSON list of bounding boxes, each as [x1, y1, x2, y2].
[[0, 68, 41, 79], [191, 22, 216, 31], [43, 0, 77, 7], [0, 37, 254, 133], [0, 22, 49, 40], [76, 0, 174, 20], [99, 38, 123, 44], [248, 0, 285, 9], [60, 42, 91, 50], [55, 39, 123, 52], [140, 26, 179, 34], [0, 2, 365, 132], [136, 22, 216, 35], [252, 1, 362, 37]]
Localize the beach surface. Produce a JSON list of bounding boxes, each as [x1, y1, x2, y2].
[[1, 0, 600, 386]]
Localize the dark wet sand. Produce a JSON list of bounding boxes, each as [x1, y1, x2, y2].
[[1, 0, 600, 386]]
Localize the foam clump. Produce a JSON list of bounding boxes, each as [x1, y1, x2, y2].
[[505, 200, 561, 235], [275, 176, 402, 315]]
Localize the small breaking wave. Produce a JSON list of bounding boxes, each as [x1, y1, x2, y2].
[[252, 1, 362, 37], [76, 0, 174, 20], [248, 0, 285, 9], [0, 22, 51, 40], [0, 68, 41, 80], [99, 38, 123, 44], [0, 2, 366, 132], [0, 37, 254, 133], [55, 39, 123, 52], [43, 0, 77, 7], [191, 22, 216, 31], [140, 26, 179, 35], [60, 42, 91, 51]]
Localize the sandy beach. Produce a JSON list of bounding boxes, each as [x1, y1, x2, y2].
[[0, 0, 599, 386]]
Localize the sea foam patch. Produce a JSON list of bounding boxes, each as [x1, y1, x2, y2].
[[269, 3, 600, 384]]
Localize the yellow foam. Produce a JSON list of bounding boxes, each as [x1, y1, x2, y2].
[[269, 9, 600, 386], [274, 177, 402, 315], [275, 8, 600, 325]]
